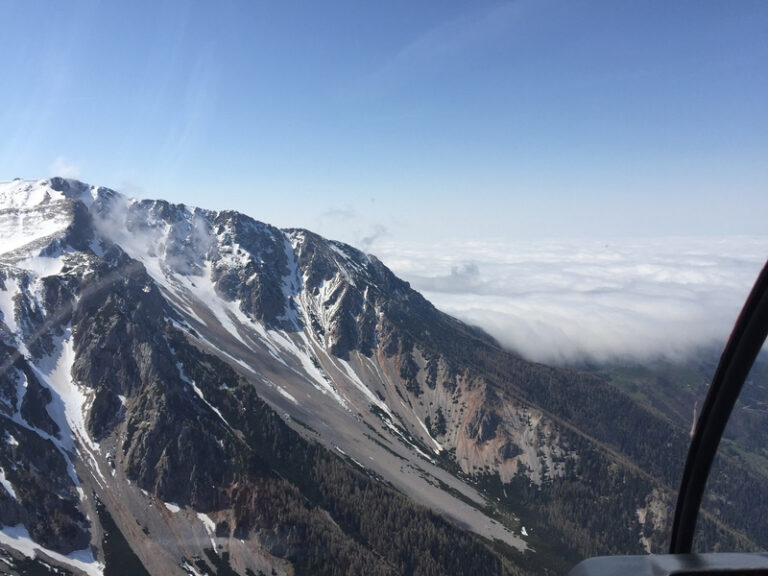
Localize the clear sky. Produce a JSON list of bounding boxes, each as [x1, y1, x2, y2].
[[0, 0, 766, 248]]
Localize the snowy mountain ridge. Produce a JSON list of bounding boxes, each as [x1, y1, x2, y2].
[[1, 177, 760, 576], [0, 177, 540, 574]]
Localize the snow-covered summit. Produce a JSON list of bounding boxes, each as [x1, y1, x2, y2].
[[0, 177, 106, 210], [0, 177, 114, 257]]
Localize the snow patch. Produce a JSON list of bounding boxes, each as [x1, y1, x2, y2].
[[164, 502, 181, 513], [337, 357, 392, 417], [15, 255, 66, 277], [0, 179, 64, 209], [215, 228, 252, 271], [0, 276, 20, 333], [5, 369, 80, 488], [276, 236, 301, 328], [261, 376, 299, 405], [0, 467, 18, 500], [25, 329, 108, 489], [0, 524, 104, 576], [31, 330, 99, 454], [270, 330, 347, 408], [0, 181, 72, 255], [416, 416, 443, 453], [197, 512, 217, 549], [276, 385, 298, 404], [182, 560, 207, 576], [178, 261, 248, 344]]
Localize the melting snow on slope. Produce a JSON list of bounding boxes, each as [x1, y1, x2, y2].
[[31, 329, 99, 454], [0, 524, 104, 576], [271, 330, 348, 408], [261, 376, 299, 405], [5, 369, 80, 488], [0, 276, 19, 333], [182, 560, 207, 576], [0, 467, 18, 501], [215, 228, 252, 270], [297, 274, 346, 343], [27, 328, 107, 487], [104, 215, 348, 411], [227, 300, 287, 366], [416, 416, 443, 453], [336, 357, 393, 417], [177, 261, 247, 344], [197, 513, 217, 549], [276, 385, 298, 404], [276, 236, 301, 328]]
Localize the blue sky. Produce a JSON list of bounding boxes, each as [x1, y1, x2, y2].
[[1, 0, 766, 247]]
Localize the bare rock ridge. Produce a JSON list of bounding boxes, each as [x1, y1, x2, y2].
[[0, 177, 765, 575]]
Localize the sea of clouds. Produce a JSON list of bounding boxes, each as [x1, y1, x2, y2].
[[373, 236, 768, 365]]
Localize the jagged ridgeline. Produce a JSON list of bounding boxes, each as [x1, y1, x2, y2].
[[0, 178, 765, 576]]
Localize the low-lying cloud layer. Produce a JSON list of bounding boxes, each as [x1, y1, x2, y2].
[[374, 237, 768, 364]]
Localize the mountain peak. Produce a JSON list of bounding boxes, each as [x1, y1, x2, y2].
[[0, 177, 111, 209]]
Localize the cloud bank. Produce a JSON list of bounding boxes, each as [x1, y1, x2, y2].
[[374, 236, 768, 364]]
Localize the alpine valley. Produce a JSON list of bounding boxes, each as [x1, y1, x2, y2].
[[0, 178, 766, 576]]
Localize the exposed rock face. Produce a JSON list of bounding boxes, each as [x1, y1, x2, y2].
[[0, 345, 89, 554]]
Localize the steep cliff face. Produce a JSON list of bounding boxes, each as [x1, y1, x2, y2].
[[0, 178, 763, 575], [80, 184, 576, 494]]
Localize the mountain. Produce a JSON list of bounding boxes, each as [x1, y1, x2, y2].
[[581, 351, 768, 469], [0, 177, 765, 576]]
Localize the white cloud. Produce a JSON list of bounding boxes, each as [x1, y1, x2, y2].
[[50, 156, 80, 179], [374, 236, 768, 364]]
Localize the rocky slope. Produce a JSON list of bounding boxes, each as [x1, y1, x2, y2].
[[0, 177, 765, 575]]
